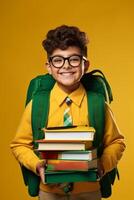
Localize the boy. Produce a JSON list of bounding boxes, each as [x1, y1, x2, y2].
[[10, 25, 125, 200]]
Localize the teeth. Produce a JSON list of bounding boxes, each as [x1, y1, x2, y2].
[[61, 73, 73, 76], [61, 72, 73, 74]]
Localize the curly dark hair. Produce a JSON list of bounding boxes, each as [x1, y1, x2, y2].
[[42, 25, 89, 57]]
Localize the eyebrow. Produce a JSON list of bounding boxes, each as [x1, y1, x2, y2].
[[49, 54, 82, 58]]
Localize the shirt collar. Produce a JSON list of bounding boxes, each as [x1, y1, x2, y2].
[[51, 83, 86, 107]]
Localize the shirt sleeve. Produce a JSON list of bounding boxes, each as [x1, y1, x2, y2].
[[10, 101, 43, 174], [100, 103, 126, 174]]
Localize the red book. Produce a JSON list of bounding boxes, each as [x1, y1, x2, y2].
[[46, 159, 97, 171], [39, 151, 59, 159]]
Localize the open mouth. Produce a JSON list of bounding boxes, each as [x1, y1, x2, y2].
[[59, 72, 75, 75]]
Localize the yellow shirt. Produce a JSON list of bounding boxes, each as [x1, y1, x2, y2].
[[10, 83, 125, 194]]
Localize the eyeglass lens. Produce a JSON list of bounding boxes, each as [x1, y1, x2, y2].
[[50, 55, 82, 68]]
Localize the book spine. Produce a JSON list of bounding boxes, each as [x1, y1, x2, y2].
[[39, 151, 59, 159], [45, 170, 99, 183], [59, 149, 97, 160], [46, 159, 98, 171], [46, 160, 89, 171], [39, 149, 97, 160]]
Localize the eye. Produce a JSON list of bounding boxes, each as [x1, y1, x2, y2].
[[70, 56, 80, 62], [53, 57, 63, 63]]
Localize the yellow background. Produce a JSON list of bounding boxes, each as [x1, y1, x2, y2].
[[1, 0, 133, 199]]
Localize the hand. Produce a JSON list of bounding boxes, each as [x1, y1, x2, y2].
[[97, 159, 104, 178], [36, 160, 46, 184]]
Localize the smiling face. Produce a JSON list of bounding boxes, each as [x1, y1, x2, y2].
[[46, 46, 89, 93]]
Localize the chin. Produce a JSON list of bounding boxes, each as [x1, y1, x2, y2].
[[60, 81, 78, 86], [59, 81, 80, 89]]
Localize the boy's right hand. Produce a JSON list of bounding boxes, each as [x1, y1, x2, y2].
[[36, 160, 46, 184]]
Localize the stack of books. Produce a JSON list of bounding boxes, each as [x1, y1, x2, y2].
[[35, 126, 99, 183]]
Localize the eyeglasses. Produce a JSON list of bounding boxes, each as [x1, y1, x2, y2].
[[49, 55, 87, 68]]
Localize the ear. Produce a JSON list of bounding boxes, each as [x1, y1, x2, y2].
[[84, 60, 90, 72], [45, 62, 52, 75]]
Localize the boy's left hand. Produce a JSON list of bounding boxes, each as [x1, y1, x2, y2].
[[97, 159, 104, 178], [36, 160, 46, 183]]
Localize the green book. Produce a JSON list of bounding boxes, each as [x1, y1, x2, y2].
[[44, 169, 99, 183]]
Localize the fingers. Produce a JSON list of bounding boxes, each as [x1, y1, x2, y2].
[[97, 159, 105, 178], [39, 166, 45, 183], [36, 160, 46, 184]]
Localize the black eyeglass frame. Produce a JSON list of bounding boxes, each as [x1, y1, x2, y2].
[[48, 54, 87, 68]]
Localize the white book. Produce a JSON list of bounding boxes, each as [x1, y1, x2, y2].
[[58, 149, 97, 161], [42, 126, 95, 141], [37, 140, 86, 151]]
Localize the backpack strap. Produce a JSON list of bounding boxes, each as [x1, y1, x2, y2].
[[87, 91, 105, 156], [32, 91, 51, 141], [88, 70, 113, 102], [82, 70, 113, 104], [21, 90, 51, 197], [87, 91, 118, 198], [25, 74, 55, 106]]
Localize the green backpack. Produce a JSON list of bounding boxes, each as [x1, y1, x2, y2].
[[21, 69, 118, 197]]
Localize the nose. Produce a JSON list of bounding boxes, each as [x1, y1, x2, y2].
[[62, 59, 71, 69]]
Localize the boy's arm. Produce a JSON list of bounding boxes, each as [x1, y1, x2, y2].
[[10, 101, 44, 174], [100, 103, 126, 174]]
